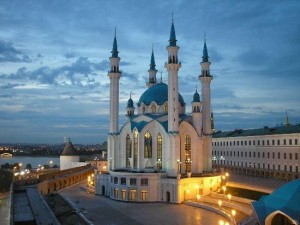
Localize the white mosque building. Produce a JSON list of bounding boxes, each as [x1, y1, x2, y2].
[[95, 19, 221, 203]]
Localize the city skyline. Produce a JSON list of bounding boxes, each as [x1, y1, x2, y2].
[[0, 1, 300, 144]]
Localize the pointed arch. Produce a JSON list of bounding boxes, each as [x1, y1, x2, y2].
[[157, 133, 162, 170], [133, 130, 138, 169], [144, 132, 152, 158], [126, 134, 131, 168], [185, 135, 191, 172]]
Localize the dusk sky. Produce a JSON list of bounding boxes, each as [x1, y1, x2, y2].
[[0, 1, 299, 144]]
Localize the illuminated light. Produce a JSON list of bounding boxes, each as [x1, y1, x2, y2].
[[186, 189, 190, 194], [231, 209, 236, 216], [222, 176, 225, 179], [218, 200, 222, 207], [219, 220, 224, 225], [196, 194, 200, 200], [228, 194, 232, 202], [225, 172, 229, 177]]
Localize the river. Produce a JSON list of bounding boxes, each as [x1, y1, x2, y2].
[[0, 156, 60, 168]]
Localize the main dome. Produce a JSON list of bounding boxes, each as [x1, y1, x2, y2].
[[137, 82, 185, 107]]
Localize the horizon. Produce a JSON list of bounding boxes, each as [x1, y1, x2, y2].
[[1, 1, 300, 144]]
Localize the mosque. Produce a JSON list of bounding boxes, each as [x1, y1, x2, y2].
[[95, 19, 221, 203]]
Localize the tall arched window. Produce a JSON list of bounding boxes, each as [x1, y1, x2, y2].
[[126, 134, 131, 168], [144, 132, 152, 158], [157, 134, 162, 170], [185, 135, 191, 172], [133, 130, 138, 169]]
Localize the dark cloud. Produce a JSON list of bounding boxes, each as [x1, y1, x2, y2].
[[64, 52, 76, 59], [1, 57, 103, 88], [0, 40, 31, 63]]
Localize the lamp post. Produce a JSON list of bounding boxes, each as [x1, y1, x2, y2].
[[227, 194, 232, 203], [157, 158, 161, 172], [222, 186, 226, 195], [218, 200, 222, 209], [196, 194, 200, 206], [231, 209, 236, 224], [177, 159, 181, 174]]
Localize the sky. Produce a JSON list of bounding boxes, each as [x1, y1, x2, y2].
[[0, 0, 300, 144]]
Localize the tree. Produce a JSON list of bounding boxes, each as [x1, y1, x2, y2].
[[26, 163, 32, 169]]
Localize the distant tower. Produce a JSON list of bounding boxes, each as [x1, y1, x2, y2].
[[199, 36, 213, 171], [284, 110, 291, 126], [126, 92, 135, 117], [107, 29, 122, 171], [191, 87, 202, 136], [147, 48, 157, 87], [165, 15, 181, 176], [60, 138, 79, 170], [211, 111, 215, 134]]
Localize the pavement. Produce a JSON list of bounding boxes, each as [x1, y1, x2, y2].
[[59, 182, 231, 225]]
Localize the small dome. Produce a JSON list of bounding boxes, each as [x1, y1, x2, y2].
[[61, 139, 78, 156], [137, 83, 185, 107], [193, 90, 200, 102], [127, 98, 134, 108]]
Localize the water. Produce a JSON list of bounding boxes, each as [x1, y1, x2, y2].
[[0, 156, 60, 168]]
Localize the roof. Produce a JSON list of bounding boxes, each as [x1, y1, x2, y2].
[[213, 124, 300, 138], [137, 82, 185, 107], [252, 179, 300, 224], [192, 90, 200, 102], [61, 138, 78, 156]]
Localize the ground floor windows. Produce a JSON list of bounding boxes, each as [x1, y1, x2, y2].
[[140, 190, 148, 201], [121, 189, 126, 200], [114, 188, 118, 198], [129, 190, 137, 201]]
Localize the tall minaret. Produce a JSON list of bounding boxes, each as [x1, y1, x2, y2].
[[191, 87, 202, 136], [147, 48, 157, 88], [199, 37, 213, 171], [107, 29, 121, 171], [165, 16, 181, 177], [108, 29, 121, 134], [165, 16, 181, 133]]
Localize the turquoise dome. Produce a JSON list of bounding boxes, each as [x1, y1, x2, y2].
[[127, 98, 134, 108], [137, 83, 185, 107]]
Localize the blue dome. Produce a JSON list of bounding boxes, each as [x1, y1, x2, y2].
[[193, 90, 200, 102], [137, 83, 185, 107], [127, 98, 134, 108]]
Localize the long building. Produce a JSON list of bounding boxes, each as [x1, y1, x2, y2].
[[212, 123, 300, 181]]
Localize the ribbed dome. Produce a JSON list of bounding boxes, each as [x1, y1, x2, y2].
[[61, 139, 78, 156], [127, 98, 134, 108], [137, 82, 185, 107], [193, 90, 200, 102]]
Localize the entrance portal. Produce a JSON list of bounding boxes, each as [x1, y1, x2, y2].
[[166, 191, 170, 203]]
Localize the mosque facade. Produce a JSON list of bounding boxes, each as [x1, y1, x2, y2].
[[95, 19, 221, 203]]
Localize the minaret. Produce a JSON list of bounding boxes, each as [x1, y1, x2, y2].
[[107, 29, 122, 171], [108, 29, 121, 134], [211, 111, 215, 134], [284, 110, 290, 126], [199, 37, 213, 171], [165, 15, 181, 177], [165, 15, 181, 133], [147, 48, 157, 87], [126, 92, 134, 118], [191, 87, 202, 136]]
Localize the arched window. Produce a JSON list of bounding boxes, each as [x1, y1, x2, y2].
[[185, 135, 191, 172], [133, 130, 138, 169], [163, 102, 168, 112], [144, 132, 152, 158], [157, 134, 162, 170], [126, 134, 131, 168], [151, 104, 156, 113]]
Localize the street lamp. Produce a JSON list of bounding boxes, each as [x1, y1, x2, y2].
[[219, 220, 224, 225], [231, 209, 236, 224], [227, 194, 232, 203], [177, 159, 181, 174], [157, 158, 161, 172], [196, 194, 201, 205], [222, 186, 226, 195], [218, 200, 222, 208]]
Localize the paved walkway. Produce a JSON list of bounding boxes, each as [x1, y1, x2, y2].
[[227, 174, 286, 193], [60, 182, 230, 225]]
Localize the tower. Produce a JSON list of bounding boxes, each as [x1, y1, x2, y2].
[[107, 29, 122, 170], [211, 111, 215, 134], [199, 37, 213, 171], [165, 16, 181, 176], [147, 48, 157, 87], [191, 87, 202, 136], [126, 93, 135, 117]]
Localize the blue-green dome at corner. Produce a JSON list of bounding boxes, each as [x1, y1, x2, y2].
[[193, 90, 200, 102], [137, 82, 185, 107], [127, 98, 134, 108]]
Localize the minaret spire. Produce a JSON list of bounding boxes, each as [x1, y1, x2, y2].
[[111, 27, 119, 58], [202, 33, 209, 63], [147, 46, 157, 87], [169, 13, 177, 47]]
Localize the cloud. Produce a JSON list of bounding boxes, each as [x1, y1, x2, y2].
[[0, 40, 31, 63], [1, 57, 104, 88], [64, 52, 76, 59]]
